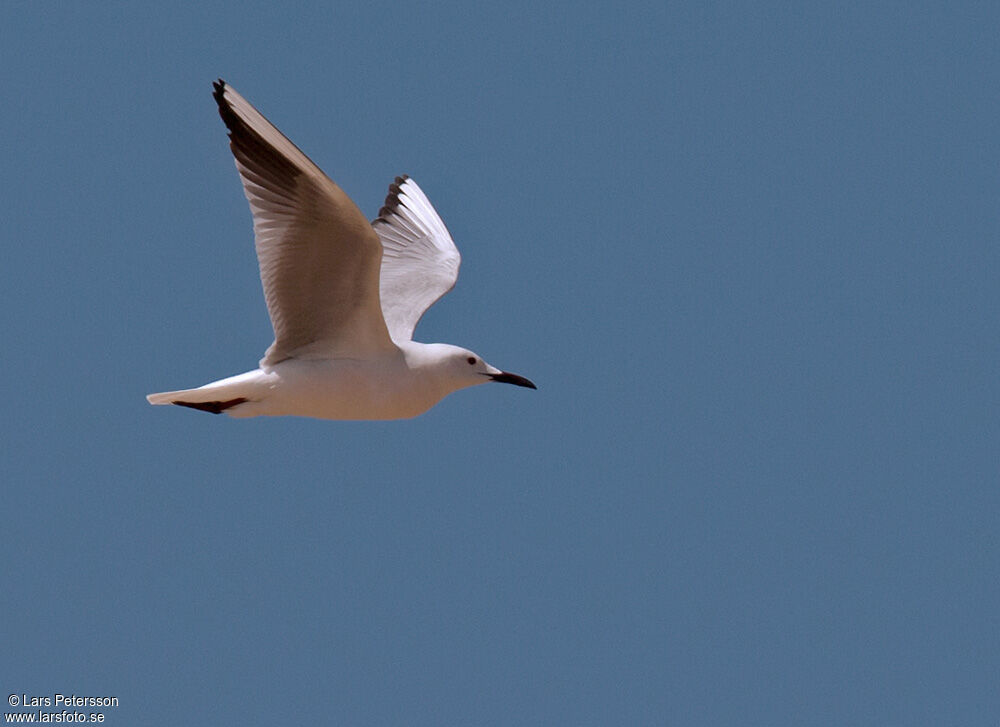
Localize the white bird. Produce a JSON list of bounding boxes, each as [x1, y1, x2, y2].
[[147, 80, 535, 420]]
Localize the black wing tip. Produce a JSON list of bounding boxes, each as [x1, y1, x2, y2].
[[208, 80, 303, 181], [376, 174, 411, 220], [211, 78, 241, 138]]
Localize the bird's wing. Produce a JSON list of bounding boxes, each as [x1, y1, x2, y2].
[[212, 80, 394, 367], [372, 176, 461, 342]]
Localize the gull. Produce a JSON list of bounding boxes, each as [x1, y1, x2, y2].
[[147, 80, 535, 420]]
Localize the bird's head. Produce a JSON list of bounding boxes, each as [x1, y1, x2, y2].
[[432, 344, 536, 392]]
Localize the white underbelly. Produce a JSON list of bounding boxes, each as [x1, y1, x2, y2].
[[237, 358, 443, 420]]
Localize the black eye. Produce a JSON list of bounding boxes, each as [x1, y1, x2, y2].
[[467, 357, 476, 365]]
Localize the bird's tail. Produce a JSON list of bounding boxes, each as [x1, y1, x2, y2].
[[147, 370, 264, 415]]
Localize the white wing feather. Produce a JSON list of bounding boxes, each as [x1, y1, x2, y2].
[[373, 176, 461, 342]]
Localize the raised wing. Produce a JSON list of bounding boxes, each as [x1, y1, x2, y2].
[[372, 176, 461, 342], [213, 80, 393, 366]]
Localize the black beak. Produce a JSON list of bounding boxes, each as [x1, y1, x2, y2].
[[487, 371, 537, 389]]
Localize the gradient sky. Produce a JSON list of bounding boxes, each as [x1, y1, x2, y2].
[[2, 2, 998, 725]]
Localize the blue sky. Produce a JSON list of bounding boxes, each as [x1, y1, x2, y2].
[[1, 2, 998, 725]]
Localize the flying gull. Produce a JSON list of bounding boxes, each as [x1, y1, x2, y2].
[[147, 80, 535, 420]]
